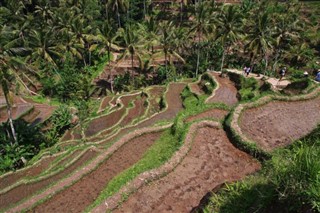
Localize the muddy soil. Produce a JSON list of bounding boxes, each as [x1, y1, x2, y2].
[[0, 149, 98, 210], [84, 94, 139, 137], [61, 130, 73, 141], [0, 104, 33, 123], [98, 96, 113, 112], [31, 131, 163, 213], [0, 156, 56, 191], [96, 83, 185, 148], [189, 82, 203, 96], [240, 96, 320, 151], [207, 72, 238, 106], [115, 126, 260, 213], [185, 108, 229, 123]]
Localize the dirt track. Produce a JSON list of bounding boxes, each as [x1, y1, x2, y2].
[[31, 131, 163, 213], [115, 126, 260, 213], [240, 96, 320, 151], [206, 72, 238, 106]]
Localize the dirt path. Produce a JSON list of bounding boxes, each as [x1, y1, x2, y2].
[[227, 68, 291, 90], [0, 149, 98, 211], [240, 96, 320, 151], [185, 108, 229, 123], [31, 131, 163, 213], [115, 126, 260, 213], [206, 72, 238, 106]]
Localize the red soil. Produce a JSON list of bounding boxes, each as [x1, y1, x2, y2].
[[61, 130, 73, 141], [185, 108, 229, 123], [0, 149, 98, 211], [95, 83, 185, 148], [31, 131, 163, 213], [98, 96, 113, 113], [207, 72, 238, 106], [240, 96, 320, 151], [23, 104, 56, 125], [0, 104, 33, 123], [115, 126, 260, 213], [85, 94, 139, 137], [189, 82, 203, 96], [0, 155, 56, 191]]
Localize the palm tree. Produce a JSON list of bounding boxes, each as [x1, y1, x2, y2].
[[107, 0, 129, 28], [270, 3, 301, 74], [158, 21, 185, 79], [190, 1, 215, 77], [245, 10, 273, 76], [115, 25, 146, 80], [28, 29, 63, 68], [87, 21, 121, 62], [215, 5, 242, 73], [0, 26, 35, 145]]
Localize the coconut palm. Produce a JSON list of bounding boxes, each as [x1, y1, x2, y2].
[[115, 25, 146, 79], [245, 10, 273, 75], [107, 0, 129, 28], [0, 25, 35, 145], [28, 29, 63, 68], [215, 5, 242, 72], [158, 21, 185, 79], [190, 1, 215, 77]]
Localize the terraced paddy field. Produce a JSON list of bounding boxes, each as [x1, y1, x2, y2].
[[104, 122, 260, 212], [1, 72, 319, 213], [239, 95, 320, 151]]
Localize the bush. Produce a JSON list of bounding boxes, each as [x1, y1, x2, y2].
[[0, 120, 45, 173], [45, 105, 72, 147]]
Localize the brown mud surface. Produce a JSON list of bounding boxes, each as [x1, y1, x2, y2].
[[207, 72, 238, 106], [240, 96, 320, 151], [84, 94, 139, 137], [98, 96, 113, 112], [31, 131, 163, 213], [189, 82, 203, 96], [96, 83, 185, 148], [61, 130, 73, 141], [185, 108, 229, 123], [0, 149, 98, 210], [29, 104, 56, 125], [0, 104, 33, 123], [115, 126, 260, 213], [0, 156, 56, 191]]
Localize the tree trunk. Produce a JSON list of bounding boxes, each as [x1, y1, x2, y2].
[[117, 4, 121, 28], [143, 0, 146, 19], [165, 51, 168, 79], [3, 88, 17, 145], [220, 48, 225, 72], [196, 48, 200, 78]]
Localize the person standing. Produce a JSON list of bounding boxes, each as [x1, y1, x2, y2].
[[279, 67, 286, 81]]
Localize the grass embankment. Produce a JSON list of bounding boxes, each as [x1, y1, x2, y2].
[[204, 125, 320, 213], [86, 75, 223, 211]]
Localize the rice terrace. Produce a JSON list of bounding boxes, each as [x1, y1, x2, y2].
[[0, 0, 320, 212]]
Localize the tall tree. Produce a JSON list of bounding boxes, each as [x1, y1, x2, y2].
[[215, 5, 242, 73], [245, 9, 273, 75], [190, 1, 215, 77], [0, 26, 35, 145]]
